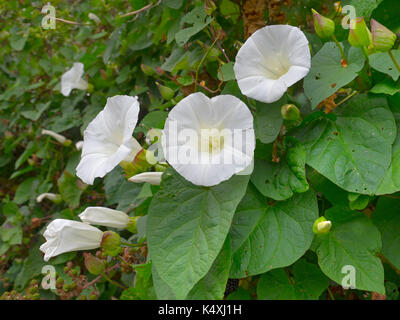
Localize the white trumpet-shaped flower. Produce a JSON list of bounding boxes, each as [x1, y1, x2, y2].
[[162, 92, 255, 186], [79, 207, 130, 229], [234, 25, 311, 103], [40, 219, 103, 261], [61, 62, 88, 96], [128, 172, 163, 185], [76, 95, 140, 185]]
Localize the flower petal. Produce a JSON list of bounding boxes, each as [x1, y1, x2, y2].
[[76, 95, 140, 184]]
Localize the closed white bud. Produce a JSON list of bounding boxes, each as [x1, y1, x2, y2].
[[128, 172, 163, 185], [36, 193, 62, 203], [79, 207, 130, 229]]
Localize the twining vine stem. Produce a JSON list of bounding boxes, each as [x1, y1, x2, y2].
[[389, 50, 400, 73]]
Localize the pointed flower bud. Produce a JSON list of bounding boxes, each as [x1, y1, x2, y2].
[[36, 193, 62, 204], [83, 253, 106, 275], [313, 216, 332, 235], [101, 231, 121, 256], [348, 17, 372, 48], [140, 64, 155, 76], [312, 9, 335, 39], [128, 172, 163, 185], [281, 104, 301, 120], [371, 19, 397, 52], [79, 207, 130, 229], [42, 129, 71, 146], [156, 82, 175, 100]]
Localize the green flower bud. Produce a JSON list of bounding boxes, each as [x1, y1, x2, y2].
[[205, 0, 217, 15], [313, 216, 332, 235], [126, 216, 140, 234], [83, 252, 106, 275], [312, 9, 335, 39], [140, 64, 155, 76], [371, 19, 397, 52], [100, 231, 121, 257], [281, 104, 301, 121], [120, 149, 152, 177], [348, 17, 372, 48], [156, 82, 175, 100]]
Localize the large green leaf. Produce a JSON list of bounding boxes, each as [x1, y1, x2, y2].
[[187, 238, 231, 300], [254, 97, 285, 144], [369, 50, 400, 81], [377, 111, 400, 194], [251, 140, 309, 201], [372, 197, 400, 271], [304, 43, 364, 109], [296, 94, 396, 194], [229, 186, 318, 278], [313, 215, 385, 294], [147, 169, 249, 299], [257, 259, 329, 300]]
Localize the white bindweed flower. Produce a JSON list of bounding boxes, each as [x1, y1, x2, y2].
[[234, 25, 311, 103], [79, 207, 130, 229], [162, 92, 255, 186], [128, 172, 163, 185], [40, 219, 103, 261], [36, 193, 61, 203], [61, 62, 88, 96], [76, 95, 140, 185]]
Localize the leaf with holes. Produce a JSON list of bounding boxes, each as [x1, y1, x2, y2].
[[295, 93, 396, 194], [304, 43, 364, 109]]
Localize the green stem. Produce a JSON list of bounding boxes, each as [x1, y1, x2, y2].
[[101, 272, 127, 290], [389, 50, 400, 73], [194, 36, 219, 92], [362, 46, 370, 63], [327, 287, 335, 300], [331, 34, 347, 63], [120, 241, 141, 248], [336, 91, 358, 107]]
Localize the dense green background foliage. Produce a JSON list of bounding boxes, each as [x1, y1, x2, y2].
[[1, 0, 400, 300]]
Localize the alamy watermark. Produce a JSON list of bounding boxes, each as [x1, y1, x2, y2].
[[341, 265, 356, 290]]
